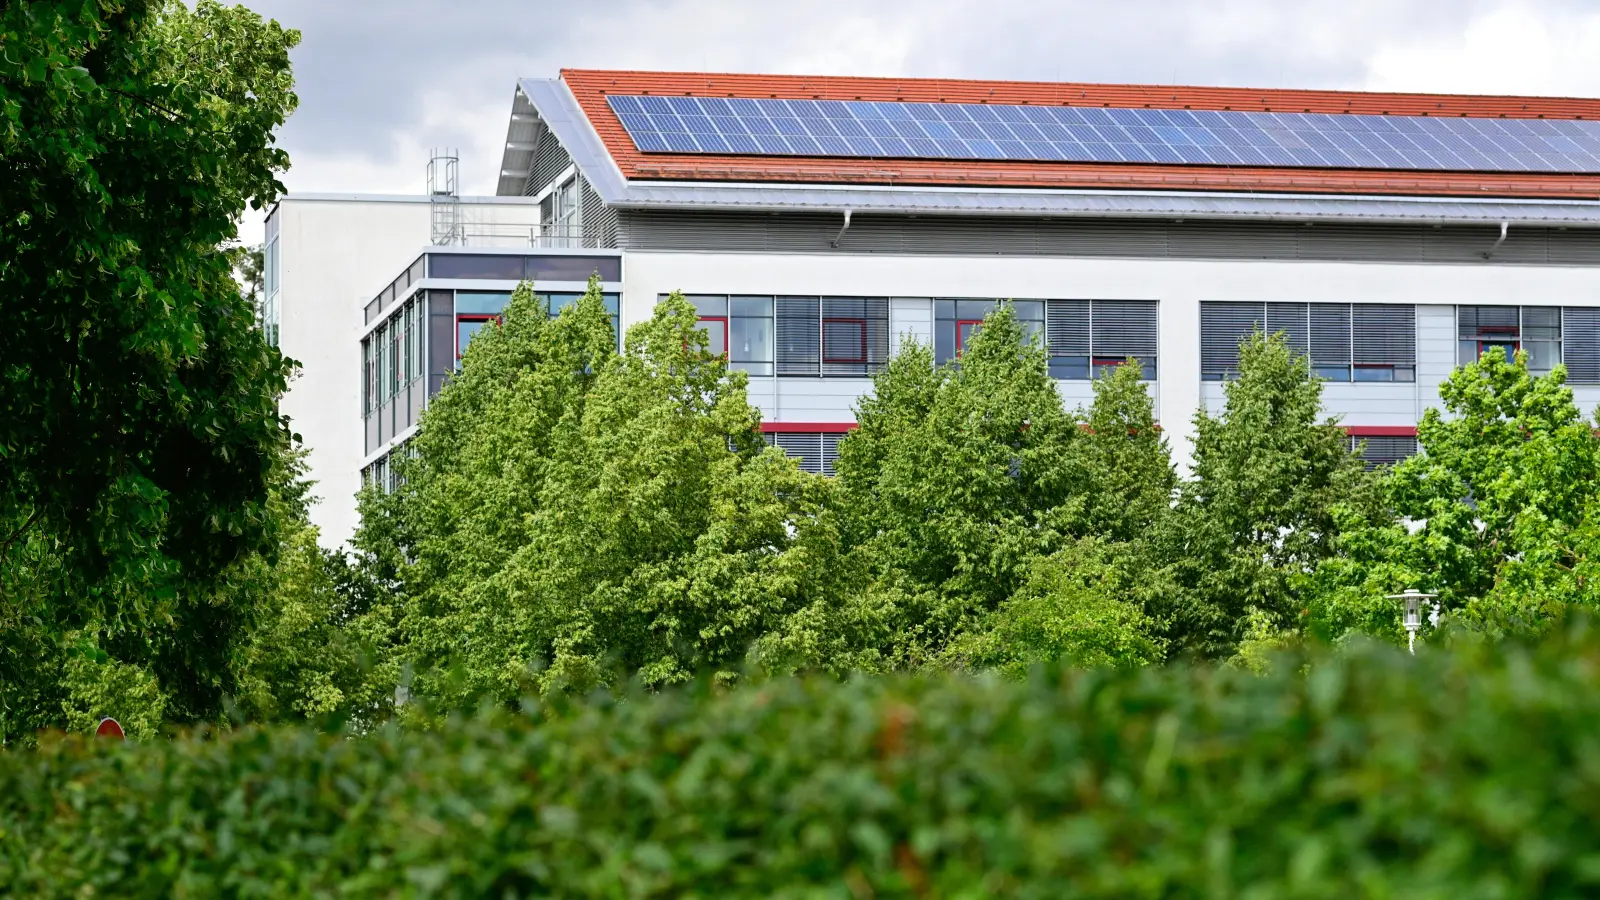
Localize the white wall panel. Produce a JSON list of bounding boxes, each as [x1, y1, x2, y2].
[[1322, 384, 1419, 426], [1416, 304, 1456, 414], [1571, 387, 1600, 418], [890, 297, 933, 354]]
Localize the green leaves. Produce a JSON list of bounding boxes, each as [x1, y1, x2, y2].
[[1306, 348, 1600, 644], [10, 620, 1600, 896], [0, 1, 300, 737], [1163, 331, 1373, 658]]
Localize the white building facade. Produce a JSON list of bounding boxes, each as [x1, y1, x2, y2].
[[270, 70, 1600, 547]]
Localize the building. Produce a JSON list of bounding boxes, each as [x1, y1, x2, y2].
[[268, 69, 1600, 547]]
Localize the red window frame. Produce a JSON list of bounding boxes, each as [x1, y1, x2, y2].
[[1478, 339, 1518, 362], [822, 317, 869, 364], [456, 314, 501, 359], [955, 319, 984, 356], [698, 315, 729, 357]]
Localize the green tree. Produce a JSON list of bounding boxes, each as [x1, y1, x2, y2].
[[1162, 331, 1373, 658], [1306, 349, 1600, 644], [831, 304, 1173, 669], [832, 305, 1083, 665], [359, 284, 850, 705], [1059, 359, 1175, 544], [229, 453, 393, 728], [942, 538, 1165, 677], [0, 1, 300, 739]]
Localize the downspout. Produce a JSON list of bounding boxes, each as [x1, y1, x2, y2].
[[830, 209, 853, 248], [1483, 221, 1509, 259]]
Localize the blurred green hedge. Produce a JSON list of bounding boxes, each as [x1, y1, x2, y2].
[[6, 626, 1600, 898]]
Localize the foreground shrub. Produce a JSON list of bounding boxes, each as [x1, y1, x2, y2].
[[6, 622, 1600, 897]]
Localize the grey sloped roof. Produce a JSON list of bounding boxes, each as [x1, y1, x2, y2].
[[504, 77, 1600, 228]]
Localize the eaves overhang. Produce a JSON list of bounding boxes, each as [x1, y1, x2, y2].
[[510, 76, 1600, 229]]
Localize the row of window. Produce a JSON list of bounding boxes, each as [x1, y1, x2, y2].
[[261, 224, 281, 348], [1351, 435, 1419, 469], [362, 443, 417, 495], [1203, 303, 1600, 383], [679, 296, 1161, 380], [362, 298, 425, 415], [759, 431, 1421, 476], [1202, 302, 1416, 381], [453, 291, 621, 362], [538, 176, 583, 247]]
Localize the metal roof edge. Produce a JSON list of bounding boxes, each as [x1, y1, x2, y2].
[[279, 193, 540, 205], [608, 181, 1600, 227], [520, 77, 631, 203]]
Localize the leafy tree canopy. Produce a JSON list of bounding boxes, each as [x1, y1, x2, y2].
[[0, 0, 300, 739]]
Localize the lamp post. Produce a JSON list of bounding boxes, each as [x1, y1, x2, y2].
[[1385, 589, 1438, 654]]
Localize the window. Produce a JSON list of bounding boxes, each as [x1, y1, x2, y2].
[[686, 295, 773, 374], [402, 301, 414, 382], [1350, 435, 1419, 469], [935, 299, 1044, 364], [770, 431, 846, 475], [454, 292, 511, 364], [545, 291, 622, 345], [1564, 307, 1600, 383], [262, 228, 280, 347], [388, 315, 401, 397], [1045, 299, 1159, 380], [1202, 302, 1415, 381], [774, 297, 890, 376], [1458, 306, 1561, 373], [362, 339, 375, 415], [456, 316, 499, 359], [540, 177, 583, 247]]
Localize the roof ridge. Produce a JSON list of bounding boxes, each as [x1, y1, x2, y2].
[[559, 67, 1600, 107]]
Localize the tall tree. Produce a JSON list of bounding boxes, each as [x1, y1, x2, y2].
[[831, 305, 1088, 665], [1161, 332, 1373, 658], [0, 1, 300, 738], [1058, 359, 1175, 544]]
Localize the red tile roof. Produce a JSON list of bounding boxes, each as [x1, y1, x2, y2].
[[561, 69, 1600, 200]]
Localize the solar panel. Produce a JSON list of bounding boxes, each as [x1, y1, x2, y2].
[[605, 94, 1600, 173]]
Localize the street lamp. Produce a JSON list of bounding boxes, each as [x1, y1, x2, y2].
[[1385, 589, 1438, 654]]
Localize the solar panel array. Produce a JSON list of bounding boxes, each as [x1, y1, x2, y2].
[[606, 94, 1600, 173]]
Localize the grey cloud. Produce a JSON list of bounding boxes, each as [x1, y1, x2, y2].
[[242, 0, 1575, 196]]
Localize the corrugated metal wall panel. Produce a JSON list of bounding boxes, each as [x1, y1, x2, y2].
[[581, 178, 618, 248], [529, 131, 574, 199], [1167, 221, 1300, 259], [616, 210, 1600, 264]]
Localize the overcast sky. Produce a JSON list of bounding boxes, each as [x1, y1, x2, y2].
[[241, 0, 1600, 237]]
